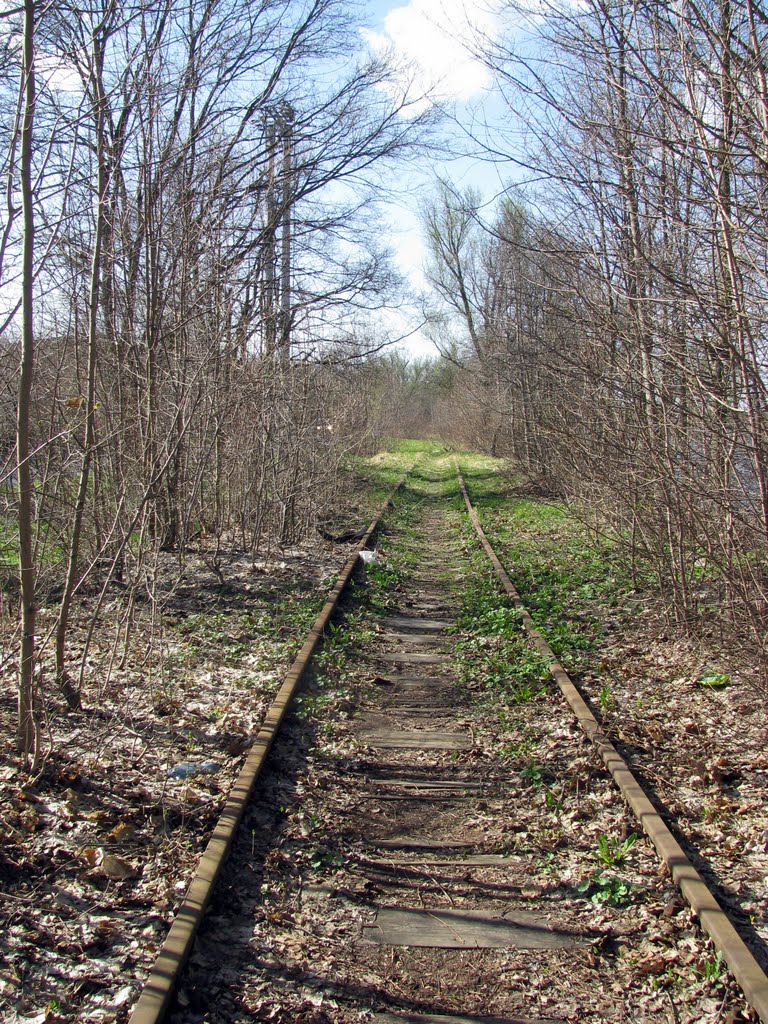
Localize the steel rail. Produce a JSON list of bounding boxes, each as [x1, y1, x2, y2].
[[456, 466, 768, 1024], [128, 482, 403, 1024]]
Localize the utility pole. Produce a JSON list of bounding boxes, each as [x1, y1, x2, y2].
[[261, 104, 293, 360], [263, 115, 278, 357]]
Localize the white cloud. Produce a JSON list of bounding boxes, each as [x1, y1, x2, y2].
[[361, 0, 497, 112], [393, 221, 428, 291]]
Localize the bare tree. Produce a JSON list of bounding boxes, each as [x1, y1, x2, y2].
[[17, 0, 37, 760]]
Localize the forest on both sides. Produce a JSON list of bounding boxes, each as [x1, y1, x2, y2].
[[2, 0, 768, 768]]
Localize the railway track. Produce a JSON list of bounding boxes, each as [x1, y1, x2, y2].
[[128, 465, 768, 1024]]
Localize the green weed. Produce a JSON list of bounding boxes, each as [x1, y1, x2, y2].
[[598, 683, 615, 712], [596, 832, 637, 866], [308, 846, 345, 870], [577, 872, 636, 907], [545, 788, 564, 811], [697, 950, 724, 984], [536, 851, 556, 874], [500, 736, 537, 759], [520, 763, 545, 787]]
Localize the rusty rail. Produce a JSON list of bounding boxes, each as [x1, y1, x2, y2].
[[456, 465, 768, 1024], [128, 482, 402, 1024]]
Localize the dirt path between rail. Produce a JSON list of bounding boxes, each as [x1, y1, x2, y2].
[[172, 497, 755, 1024]]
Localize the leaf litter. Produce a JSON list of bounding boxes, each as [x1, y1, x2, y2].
[[0, 534, 355, 1024]]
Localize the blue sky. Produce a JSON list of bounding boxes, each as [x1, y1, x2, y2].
[[356, 0, 516, 357]]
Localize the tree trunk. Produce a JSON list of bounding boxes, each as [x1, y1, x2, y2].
[[55, 29, 109, 708], [17, 0, 38, 762]]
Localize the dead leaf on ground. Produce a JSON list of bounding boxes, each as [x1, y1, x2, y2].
[[102, 854, 137, 880], [108, 821, 135, 842]]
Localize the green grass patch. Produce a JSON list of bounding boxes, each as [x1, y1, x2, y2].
[[385, 438, 447, 455], [361, 444, 633, 706], [359, 442, 515, 506], [460, 484, 633, 672], [452, 529, 550, 707], [167, 586, 327, 669], [0, 515, 19, 566]]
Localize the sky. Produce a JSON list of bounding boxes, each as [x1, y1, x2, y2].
[[357, 0, 514, 359], [0, 0, 516, 360]]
